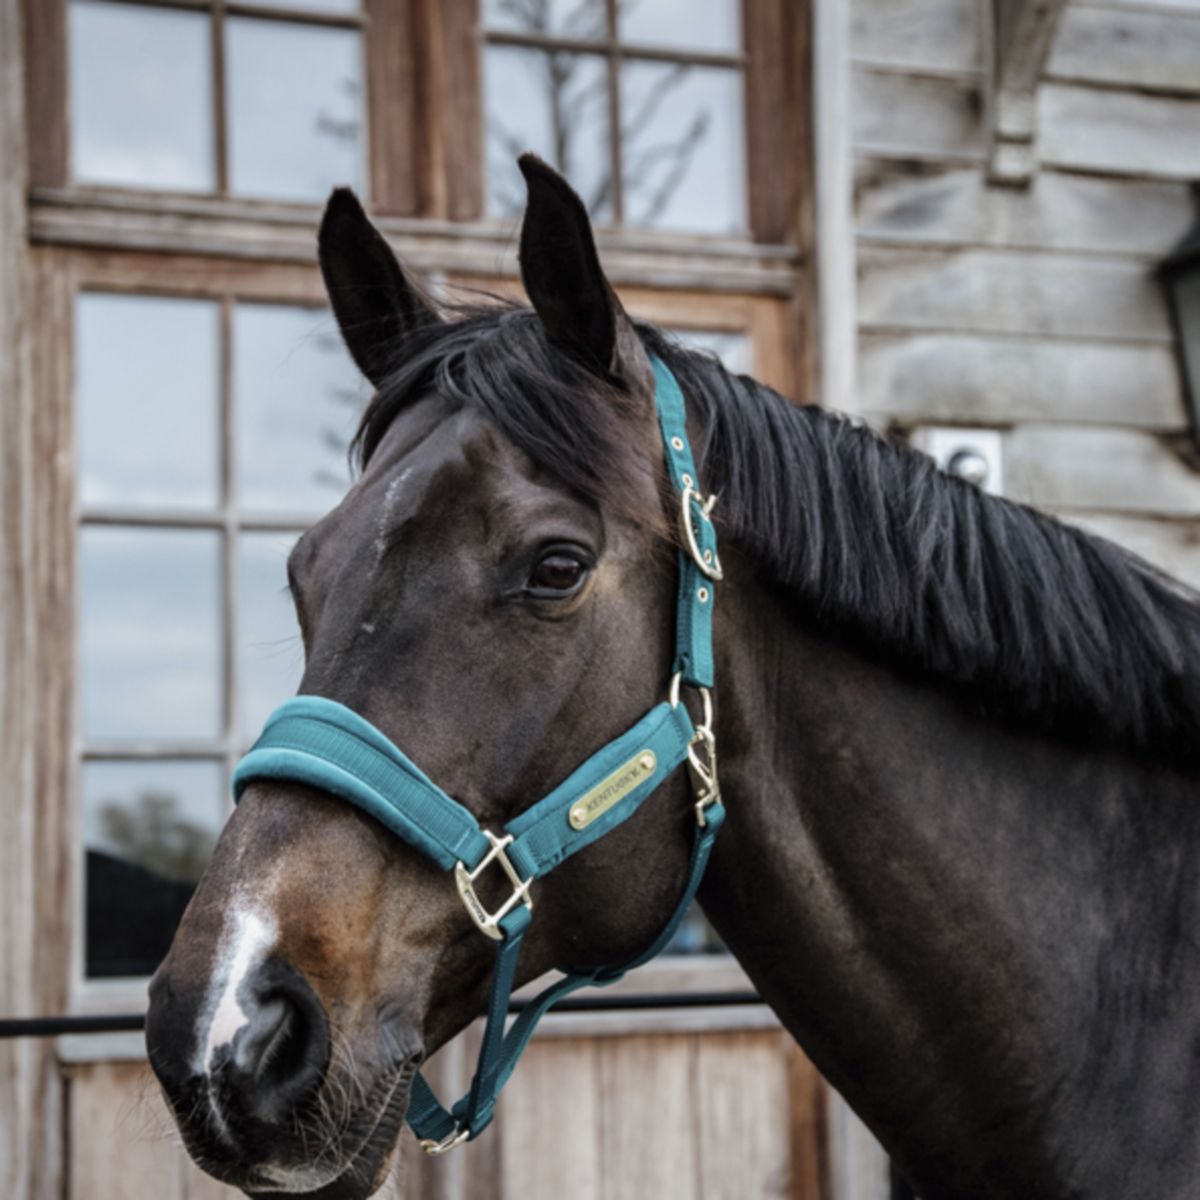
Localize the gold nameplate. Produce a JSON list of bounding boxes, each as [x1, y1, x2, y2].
[[569, 750, 657, 830]]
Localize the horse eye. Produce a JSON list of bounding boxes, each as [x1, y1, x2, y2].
[[528, 553, 587, 596]]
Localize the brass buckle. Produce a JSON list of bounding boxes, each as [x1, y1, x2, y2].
[[454, 830, 533, 941], [679, 485, 723, 581], [420, 1127, 470, 1156]]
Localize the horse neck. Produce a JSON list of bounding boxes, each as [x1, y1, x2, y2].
[[703, 551, 1200, 1200]]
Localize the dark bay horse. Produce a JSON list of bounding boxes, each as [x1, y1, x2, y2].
[[146, 156, 1200, 1199]]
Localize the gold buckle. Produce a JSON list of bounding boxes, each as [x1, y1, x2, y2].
[[679, 485, 723, 581], [454, 831, 533, 941], [420, 1127, 470, 1156]]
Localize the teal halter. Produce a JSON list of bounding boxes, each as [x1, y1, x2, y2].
[[232, 357, 724, 1154]]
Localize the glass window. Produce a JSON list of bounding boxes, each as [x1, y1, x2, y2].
[[226, 18, 364, 201], [79, 527, 222, 742], [482, 0, 745, 233], [620, 63, 745, 234], [668, 328, 751, 375], [234, 305, 359, 513], [76, 293, 220, 510], [83, 760, 224, 978], [481, 0, 605, 40], [69, 1, 214, 191], [620, 0, 741, 54], [237, 531, 304, 746], [484, 48, 612, 221], [75, 292, 357, 979], [68, 0, 365, 201]]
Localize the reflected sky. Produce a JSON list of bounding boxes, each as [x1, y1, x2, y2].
[[78, 527, 222, 742], [238, 532, 305, 745], [70, 0, 214, 190], [621, 61, 745, 233], [76, 293, 220, 511], [482, 0, 606, 39], [234, 304, 361, 513], [485, 47, 612, 221], [226, 17, 364, 200], [249, 0, 360, 13], [620, 0, 741, 53], [666, 328, 751, 374]]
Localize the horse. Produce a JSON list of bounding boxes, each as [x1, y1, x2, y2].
[[145, 154, 1200, 1200]]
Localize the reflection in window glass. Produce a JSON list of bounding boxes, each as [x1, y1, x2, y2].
[[79, 527, 222, 741], [668, 328, 751, 375], [481, 0, 605, 39], [621, 62, 745, 234], [234, 305, 359, 513], [248, 0, 360, 13], [619, 0, 741, 53], [238, 533, 304, 746], [227, 18, 364, 201], [83, 760, 223, 977], [69, 0, 214, 190], [76, 293, 220, 511], [484, 47, 612, 221]]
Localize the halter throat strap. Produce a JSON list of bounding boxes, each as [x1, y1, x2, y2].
[[232, 355, 724, 1152]]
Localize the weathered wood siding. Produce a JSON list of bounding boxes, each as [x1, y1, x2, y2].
[[66, 1031, 823, 1200], [852, 0, 1200, 587]]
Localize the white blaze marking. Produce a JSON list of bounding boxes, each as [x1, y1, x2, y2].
[[195, 903, 279, 1075], [374, 467, 413, 564]]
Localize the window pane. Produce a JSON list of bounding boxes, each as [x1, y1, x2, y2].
[[79, 527, 222, 741], [76, 294, 220, 511], [69, 0, 214, 191], [238, 532, 304, 745], [83, 759, 223, 978], [234, 305, 359, 513], [664, 904, 725, 955], [247, 0, 360, 12], [484, 47, 612, 221], [227, 18, 365, 201], [620, 0, 741, 53], [481, 0, 606, 39], [667, 328, 751, 375], [620, 62, 745, 234]]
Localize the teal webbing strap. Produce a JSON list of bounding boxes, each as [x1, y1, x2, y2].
[[652, 357, 718, 688], [406, 800, 726, 1145], [232, 696, 491, 873], [505, 702, 694, 880]]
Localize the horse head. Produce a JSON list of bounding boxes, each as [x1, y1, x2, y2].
[[144, 157, 705, 1198]]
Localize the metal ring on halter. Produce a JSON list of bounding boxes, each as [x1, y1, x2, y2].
[[669, 671, 714, 733], [679, 486, 724, 581], [421, 1127, 470, 1156]]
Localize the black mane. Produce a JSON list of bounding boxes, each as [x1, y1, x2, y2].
[[355, 304, 1200, 763]]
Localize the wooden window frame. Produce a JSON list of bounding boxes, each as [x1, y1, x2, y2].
[[16, 0, 817, 1044], [26, 0, 812, 241]]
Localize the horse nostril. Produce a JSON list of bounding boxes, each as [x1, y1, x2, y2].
[[227, 959, 331, 1123]]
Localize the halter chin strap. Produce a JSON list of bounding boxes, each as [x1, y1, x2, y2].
[[232, 356, 724, 1154]]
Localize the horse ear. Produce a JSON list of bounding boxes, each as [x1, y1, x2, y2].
[[518, 154, 632, 380], [318, 188, 441, 388]]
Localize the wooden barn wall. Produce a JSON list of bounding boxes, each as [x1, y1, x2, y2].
[[63, 1027, 823, 1200], [850, 0, 1200, 586]]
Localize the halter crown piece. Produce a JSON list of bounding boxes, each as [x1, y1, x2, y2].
[[232, 357, 725, 1154]]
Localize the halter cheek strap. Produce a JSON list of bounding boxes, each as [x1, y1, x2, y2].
[[231, 356, 724, 1154]]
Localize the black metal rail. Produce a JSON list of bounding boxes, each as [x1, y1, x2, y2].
[[0, 989, 766, 1039]]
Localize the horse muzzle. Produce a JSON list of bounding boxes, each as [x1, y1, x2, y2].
[[146, 956, 420, 1197]]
